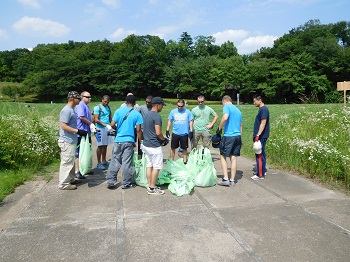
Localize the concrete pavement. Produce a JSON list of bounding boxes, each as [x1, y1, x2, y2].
[[0, 139, 349, 262]]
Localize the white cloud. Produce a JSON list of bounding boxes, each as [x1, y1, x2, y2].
[[238, 35, 279, 54], [0, 29, 9, 40], [85, 4, 108, 22], [151, 25, 179, 39], [17, 0, 41, 9], [212, 29, 250, 45], [101, 0, 120, 9], [13, 17, 71, 37], [109, 28, 136, 40]]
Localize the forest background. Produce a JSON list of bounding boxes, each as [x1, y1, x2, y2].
[[0, 19, 350, 104]]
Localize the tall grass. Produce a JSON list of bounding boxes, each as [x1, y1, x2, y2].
[[0, 101, 349, 202]]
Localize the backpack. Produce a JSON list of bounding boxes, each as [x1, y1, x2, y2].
[[92, 104, 112, 124]]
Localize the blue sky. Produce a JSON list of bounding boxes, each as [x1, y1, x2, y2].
[[0, 0, 349, 54]]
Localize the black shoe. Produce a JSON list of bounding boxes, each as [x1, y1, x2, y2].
[[107, 184, 115, 189], [75, 172, 86, 179], [121, 184, 136, 189]]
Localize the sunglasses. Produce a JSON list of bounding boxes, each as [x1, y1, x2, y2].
[[177, 105, 184, 108], [83, 96, 91, 98]]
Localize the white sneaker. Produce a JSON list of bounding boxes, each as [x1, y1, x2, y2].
[[251, 175, 264, 180]]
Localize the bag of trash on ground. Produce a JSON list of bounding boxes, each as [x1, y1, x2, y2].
[[133, 152, 148, 187]]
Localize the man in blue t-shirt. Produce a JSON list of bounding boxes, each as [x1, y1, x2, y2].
[[166, 99, 194, 164], [106, 95, 143, 189], [93, 95, 113, 170], [251, 94, 270, 180], [216, 95, 242, 187]]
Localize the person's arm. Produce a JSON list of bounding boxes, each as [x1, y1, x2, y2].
[[79, 116, 93, 125], [166, 120, 172, 136], [136, 124, 143, 141], [110, 120, 116, 129], [218, 113, 229, 131], [155, 125, 166, 140], [60, 122, 78, 134], [256, 119, 267, 136], [206, 113, 219, 129]]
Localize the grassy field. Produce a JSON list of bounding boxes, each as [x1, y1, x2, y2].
[[0, 100, 349, 201]]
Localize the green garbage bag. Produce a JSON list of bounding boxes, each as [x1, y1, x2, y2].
[[133, 152, 148, 187], [168, 178, 195, 196], [156, 169, 171, 185], [79, 135, 92, 175]]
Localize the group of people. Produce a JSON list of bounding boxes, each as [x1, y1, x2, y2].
[[58, 91, 269, 194]]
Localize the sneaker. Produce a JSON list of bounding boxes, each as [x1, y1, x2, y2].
[[96, 163, 106, 170], [251, 175, 265, 180], [229, 180, 236, 186], [107, 184, 115, 189], [218, 179, 230, 186], [147, 187, 165, 195], [102, 161, 110, 167], [121, 184, 137, 189], [60, 184, 77, 190], [70, 179, 81, 185], [75, 171, 86, 179]]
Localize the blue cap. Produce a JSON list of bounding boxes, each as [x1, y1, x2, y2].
[[211, 134, 221, 148]]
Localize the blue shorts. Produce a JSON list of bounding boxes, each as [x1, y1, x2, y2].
[[220, 136, 241, 157]]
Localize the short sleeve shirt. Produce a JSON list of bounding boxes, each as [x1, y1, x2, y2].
[[75, 101, 92, 136], [59, 105, 77, 144], [223, 104, 242, 137], [192, 105, 217, 132], [143, 111, 162, 148], [112, 107, 143, 143], [168, 108, 193, 135], [93, 104, 111, 128], [253, 105, 270, 139]]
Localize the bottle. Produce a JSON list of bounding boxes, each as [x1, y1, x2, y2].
[[95, 129, 101, 143]]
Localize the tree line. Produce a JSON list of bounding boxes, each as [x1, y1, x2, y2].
[[0, 19, 349, 104]]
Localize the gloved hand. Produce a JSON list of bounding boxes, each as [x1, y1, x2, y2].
[[89, 123, 96, 133], [216, 128, 222, 136], [106, 124, 112, 130], [161, 138, 169, 147], [254, 135, 259, 142], [77, 129, 88, 137], [189, 131, 193, 140], [166, 130, 170, 138]]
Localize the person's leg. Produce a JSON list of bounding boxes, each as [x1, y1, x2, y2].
[[193, 131, 200, 149], [121, 142, 135, 186], [220, 155, 229, 180], [179, 135, 189, 163], [96, 146, 102, 164], [106, 143, 121, 186], [258, 138, 267, 176], [202, 131, 212, 148], [74, 136, 82, 173], [183, 148, 188, 163], [58, 140, 76, 189], [229, 155, 237, 181], [101, 145, 108, 162]]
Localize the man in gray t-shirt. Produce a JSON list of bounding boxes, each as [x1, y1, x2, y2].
[[141, 96, 168, 195], [58, 91, 87, 190], [136, 95, 153, 158]]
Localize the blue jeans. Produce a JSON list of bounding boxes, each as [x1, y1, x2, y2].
[[106, 142, 135, 186]]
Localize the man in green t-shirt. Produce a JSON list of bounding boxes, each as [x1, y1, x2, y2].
[[191, 95, 218, 149]]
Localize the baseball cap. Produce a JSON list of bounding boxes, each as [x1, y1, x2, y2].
[[67, 91, 81, 100], [151, 96, 166, 105], [211, 134, 221, 148]]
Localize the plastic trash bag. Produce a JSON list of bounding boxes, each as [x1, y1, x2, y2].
[[133, 152, 148, 187], [168, 178, 195, 196], [79, 135, 92, 175]]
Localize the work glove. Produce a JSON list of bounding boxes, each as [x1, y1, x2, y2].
[[161, 138, 169, 147], [106, 124, 112, 130], [77, 129, 88, 137], [216, 128, 222, 136], [166, 130, 170, 138], [254, 135, 259, 142], [189, 131, 193, 140], [89, 123, 96, 133]]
